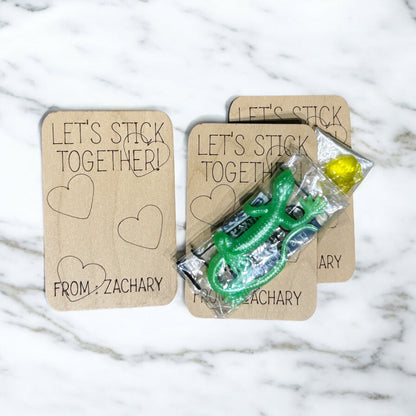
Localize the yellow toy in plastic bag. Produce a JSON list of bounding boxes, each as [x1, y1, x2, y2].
[[324, 154, 363, 194]]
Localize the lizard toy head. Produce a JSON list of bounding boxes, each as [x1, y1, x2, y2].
[[271, 169, 295, 204]]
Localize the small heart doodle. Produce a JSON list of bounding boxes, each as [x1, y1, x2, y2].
[[190, 184, 237, 225], [57, 256, 106, 302], [117, 204, 163, 249], [47, 174, 94, 219], [123, 132, 170, 178]]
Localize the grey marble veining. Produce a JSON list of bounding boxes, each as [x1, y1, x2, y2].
[[1, 0, 416, 414]]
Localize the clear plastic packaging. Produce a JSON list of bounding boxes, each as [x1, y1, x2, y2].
[[178, 152, 350, 317], [315, 127, 374, 195]]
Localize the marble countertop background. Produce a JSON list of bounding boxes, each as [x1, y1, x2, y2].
[[1, 0, 415, 414]]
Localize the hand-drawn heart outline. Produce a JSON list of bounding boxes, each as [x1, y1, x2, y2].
[[123, 132, 171, 178], [56, 255, 106, 302], [117, 204, 163, 249], [47, 174, 94, 219], [190, 184, 237, 225]]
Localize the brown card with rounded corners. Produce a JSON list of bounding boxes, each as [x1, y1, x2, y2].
[[41, 110, 177, 310], [229, 95, 354, 283], [185, 123, 318, 320]]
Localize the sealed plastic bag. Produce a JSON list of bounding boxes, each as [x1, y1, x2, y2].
[[316, 127, 374, 195], [178, 147, 372, 317]]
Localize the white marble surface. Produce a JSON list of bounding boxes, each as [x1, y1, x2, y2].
[[1, 0, 415, 414]]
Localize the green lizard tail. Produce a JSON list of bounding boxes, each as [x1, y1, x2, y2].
[[207, 224, 318, 307], [251, 224, 318, 289]]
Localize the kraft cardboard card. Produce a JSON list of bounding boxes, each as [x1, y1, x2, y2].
[[185, 123, 318, 320], [229, 95, 354, 283], [41, 110, 177, 310]]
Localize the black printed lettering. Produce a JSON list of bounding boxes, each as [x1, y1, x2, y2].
[[68, 150, 81, 172], [104, 278, 112, 294], [258, 105, 271, 120], [198, 134, 208, 155], [111, 121, 122, 144], [234, 134, 245, 156], [285, 290, 293, 305], [90, 122, 102, 144], [82, 150, 94, 172], [319, 254, 342, 269], [103, 277, 164, 294], [249, 106, 258, 120], [273, 105, 283, 119], [334, 254, 342, 268], [292, 105, 303, 120], [154, 122, 164, 141], [63, 122, 74, 144], [254, 134, 265, 156], [332, 106, 342, 126], [318, 106, 330, 127], [298, 135, 309, 155], [96, 149, 106, 172], [209, 134, 219, 156], [74, 121, 88, 144], [52, 123, 62, 144], [139, 121, 151, 144]]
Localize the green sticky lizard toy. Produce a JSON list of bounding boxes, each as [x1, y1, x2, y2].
[[207, 169, 327, 308]]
